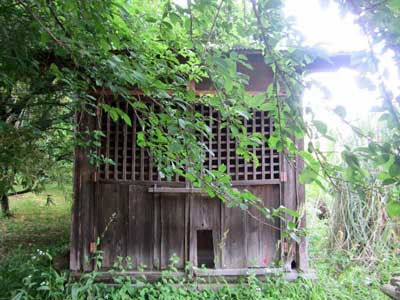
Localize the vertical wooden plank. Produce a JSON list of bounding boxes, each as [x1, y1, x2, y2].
[[105, 113, 110, 180], [246, 185, 280, 268], [114, 101, 120, 181], [200, 105, 205, 177], [217, 112, 221, 168], [219, 200, 224, 268], [226, 120, 230, 179], [140, 144, 144, 181], [97, 183, 128, 269], [188, 194, 195, 265], [246, 187, 260, 268], [208, 107, 213, 171], [184, 194, 190, 265], [149, 153, 153, 182], [132, 110, 136, 181], [235, 139, 239, 180], [269, 116, 274, 179], [92, 179, 100, 270], [252, 109, 257, 179], [128, 185, 154, 269], [153, 193, 161, 269], [149, 103, 154, 181], [76, 111, 96, 272], [244, 118, 248, 180], [222, 204, 247, 268], [261, 111, 266, 180], [280, 149, 297, 271], [160, 194, 186, 269], [296, 138, 308, 271], [122, 102, 128, 181], [70, 115, 82, 271]]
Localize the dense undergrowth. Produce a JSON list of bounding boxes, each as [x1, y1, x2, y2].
[[0, 185, 399, 300]]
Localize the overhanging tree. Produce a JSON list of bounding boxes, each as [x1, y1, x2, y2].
[[1, 0, 399, 221]]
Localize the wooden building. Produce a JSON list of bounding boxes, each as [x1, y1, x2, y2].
[[70, 50, 349, 280]]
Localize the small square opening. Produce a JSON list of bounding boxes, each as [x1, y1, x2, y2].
[[197, 230, 215, 268]]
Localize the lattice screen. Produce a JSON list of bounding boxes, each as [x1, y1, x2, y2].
[[98, 98, 280, 183]]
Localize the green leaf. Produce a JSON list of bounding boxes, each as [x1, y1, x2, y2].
[[388, 158, 400, 177], [169, 141, 183, 153], [278, 206, 300, 218], [218, 164, 227, 173], [288, 220, 296, 230], [137, 132, 145, 147], [299, 166, 317, 184], [120, 111, 132, 126], [382, 178, 396, 185], [387, 201, 400, 217], [342, 150, 360, 168], [259, 102, 275, 111], [313, 120, 327, 135], [178, 119, 187, 128], [248, 93, 266, 108]]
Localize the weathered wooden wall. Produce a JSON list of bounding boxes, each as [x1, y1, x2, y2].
[[76, 183, 282, 271]]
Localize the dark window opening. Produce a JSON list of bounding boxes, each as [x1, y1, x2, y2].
[[291, 260, 297, 270], [197, 230, 215, 268]]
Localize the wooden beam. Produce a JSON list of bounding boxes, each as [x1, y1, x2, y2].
[[148, 187, 206, 194]]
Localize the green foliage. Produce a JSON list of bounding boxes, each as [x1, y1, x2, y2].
[[4, 251, 398, 300], [326, 0, 400, 216]]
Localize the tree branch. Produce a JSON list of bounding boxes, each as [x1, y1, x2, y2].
[[8, 187, 32, 197]]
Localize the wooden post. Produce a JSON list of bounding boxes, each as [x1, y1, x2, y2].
[[70, 109, 96, 272], [296, 138, 308, 272], [280, 150, 297, 272]]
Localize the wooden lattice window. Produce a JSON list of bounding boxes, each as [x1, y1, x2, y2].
[[98, 98, 280, 183]]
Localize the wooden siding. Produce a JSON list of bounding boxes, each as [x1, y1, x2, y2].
[[128, 185, 155, 269], [97, 183, 128, 268], [82, 183, 282, 271], [245, 185, 280, 267], [160, 194, 186, 269], [222, 185, 280, 268]]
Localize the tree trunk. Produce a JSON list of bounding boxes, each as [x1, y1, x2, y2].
[[0, 193, 11, 217]]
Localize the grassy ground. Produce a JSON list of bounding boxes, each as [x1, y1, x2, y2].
[[0, 184, 72, 298], [0, 184, 398, 300]]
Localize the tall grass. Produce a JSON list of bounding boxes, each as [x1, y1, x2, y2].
[[328, 180, 399, 265]]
